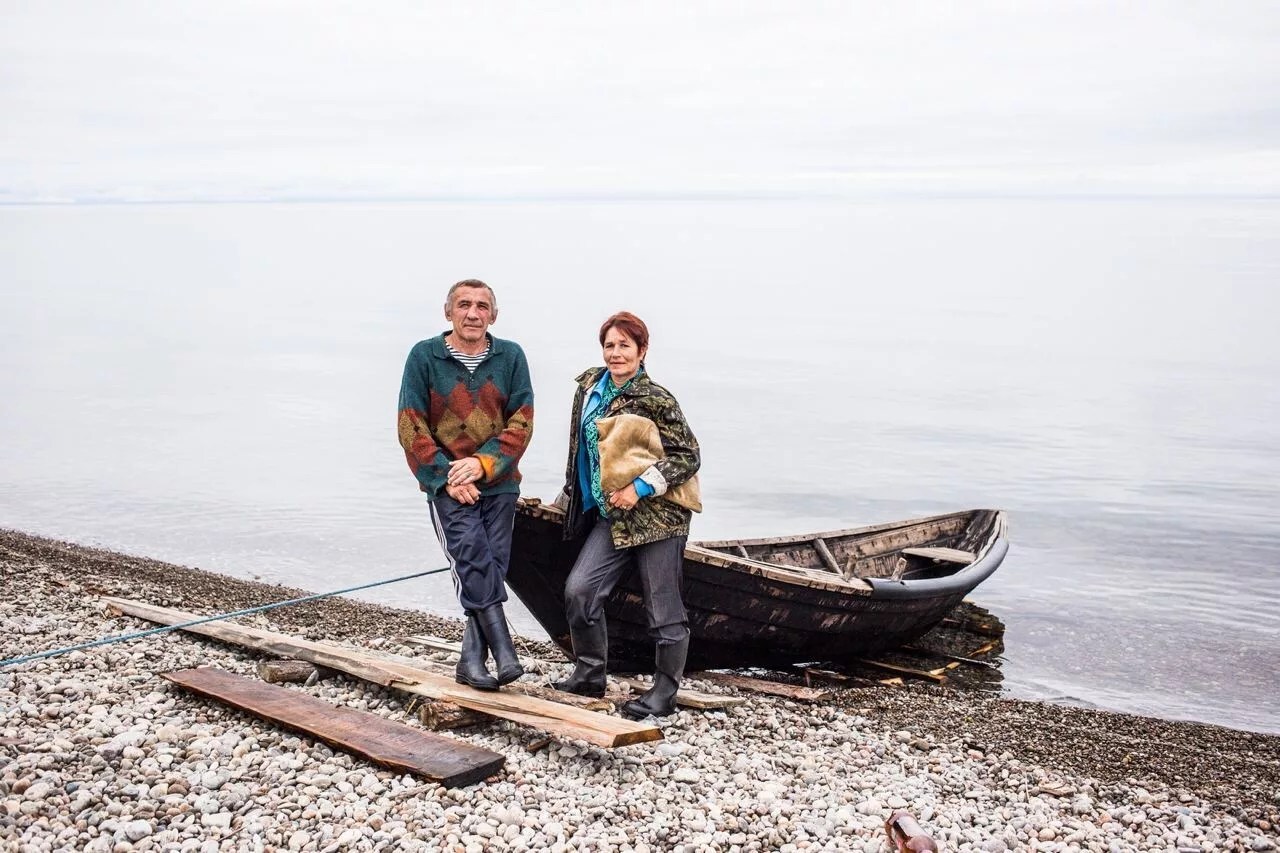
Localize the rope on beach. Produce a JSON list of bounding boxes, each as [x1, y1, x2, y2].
[[0, 566, 453, 670]]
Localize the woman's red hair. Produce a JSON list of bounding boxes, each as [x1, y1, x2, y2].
[[598, 311, 649, 351]]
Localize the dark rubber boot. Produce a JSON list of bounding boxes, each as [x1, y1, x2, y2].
[[620, 635, 688, 720], [454, 614, 498, 690], [476, 604, 524, 686], [551, 619, 608, 698]]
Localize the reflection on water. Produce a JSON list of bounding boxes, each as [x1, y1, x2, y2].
[[1, 199, 1278, 734]]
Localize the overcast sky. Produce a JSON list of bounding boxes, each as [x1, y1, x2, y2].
[[2, 1, 1278, 201]]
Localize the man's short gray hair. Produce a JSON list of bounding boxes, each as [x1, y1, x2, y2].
[[445, 279, 497, 311]]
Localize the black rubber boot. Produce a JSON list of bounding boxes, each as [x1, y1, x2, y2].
[[620, 635, 688, 720], [475, 604, 524, 686], [454, 613, 498, 690], [551, 619, 608, 698]]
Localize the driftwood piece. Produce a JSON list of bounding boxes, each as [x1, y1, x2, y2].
[[693, 671, 834, 702], [901, 645, 1000, 670], [942, 616, 1004, 637], [414, 699, 486, 731], [256, 659, 330, 685], [105, 597, 662, 749], [856, 658, 954, 684], [800, 667, 891, 688], [615, 677, 746, 710], [163, 667, 504, 787]]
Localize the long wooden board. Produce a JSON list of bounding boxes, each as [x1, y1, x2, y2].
[[399, 636, 608, 710], [615, 677, 746, 710], [163, 667, 504, 787], [105, 597, 661, 749], [403, 635, 558, 669], [693, 671, 834, 702], [404, 634, 735, 711]]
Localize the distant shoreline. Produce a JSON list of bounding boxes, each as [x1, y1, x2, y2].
[[4, 192, 1279, 207]]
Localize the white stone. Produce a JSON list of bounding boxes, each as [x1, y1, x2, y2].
[[23, 781, 54, 801], [856, 799, 883, 816]]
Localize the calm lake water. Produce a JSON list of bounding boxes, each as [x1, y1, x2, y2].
[[2, 199, 1277, 734]]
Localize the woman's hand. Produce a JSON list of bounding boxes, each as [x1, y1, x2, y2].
[[607, 483, 641, 512]]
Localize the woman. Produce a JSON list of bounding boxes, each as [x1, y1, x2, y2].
[[551, 311, 701, 720]]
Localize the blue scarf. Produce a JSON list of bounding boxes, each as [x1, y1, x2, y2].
[[584, 372, 636, 517]]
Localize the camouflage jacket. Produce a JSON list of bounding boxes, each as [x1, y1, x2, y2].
[[562, 367, 700, 548]]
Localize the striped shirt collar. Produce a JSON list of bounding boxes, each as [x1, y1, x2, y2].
[[445, 339, 490, 371]]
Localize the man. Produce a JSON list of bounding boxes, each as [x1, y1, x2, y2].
[[398, 279, 534, 690]]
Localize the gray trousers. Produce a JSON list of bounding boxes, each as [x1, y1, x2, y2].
[[565, 516, 690, 645]]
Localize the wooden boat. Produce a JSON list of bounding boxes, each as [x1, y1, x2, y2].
[[507, 499, 1009, 670]]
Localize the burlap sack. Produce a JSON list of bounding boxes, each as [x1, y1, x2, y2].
[[595, 413, 702, 513]]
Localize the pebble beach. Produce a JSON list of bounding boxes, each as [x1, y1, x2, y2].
[[2, 528, 1277, 853]]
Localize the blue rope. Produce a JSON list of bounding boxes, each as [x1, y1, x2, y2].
[[0, 566, 452, 670]]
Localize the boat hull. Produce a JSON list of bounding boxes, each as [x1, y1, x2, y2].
[[507, 501, 1008, 671]]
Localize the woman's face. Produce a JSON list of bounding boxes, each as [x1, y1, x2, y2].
[[602, 326, 646, 385]]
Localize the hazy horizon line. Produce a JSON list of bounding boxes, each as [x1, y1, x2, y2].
[[3, 189, 1278, 207]]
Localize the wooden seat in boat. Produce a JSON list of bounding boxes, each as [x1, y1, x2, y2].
[[901, 546, 976, 565]]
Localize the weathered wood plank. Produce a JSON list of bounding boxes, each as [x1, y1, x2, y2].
[[901, 645, 1000, 670], [163, 667, 504, 787], [856, 658, 949, 683], [901, 546, 975, 564], [615, 677, 746, 710], [399, 636, 612, 711], [693, 671, 833, 702], [683, 544, 874, 593], [389, 681, 662, 746], [845, 552, 904, 580], [800, 667, 883, 687], [402, 635, 564, 669], [813, 538, 841, 573], [105, 597, 662, 749]]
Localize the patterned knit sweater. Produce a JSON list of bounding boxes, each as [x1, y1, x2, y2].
[[397, 332, 534, 499]]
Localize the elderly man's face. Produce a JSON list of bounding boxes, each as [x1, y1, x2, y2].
[[445, 285, 496, 349]]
